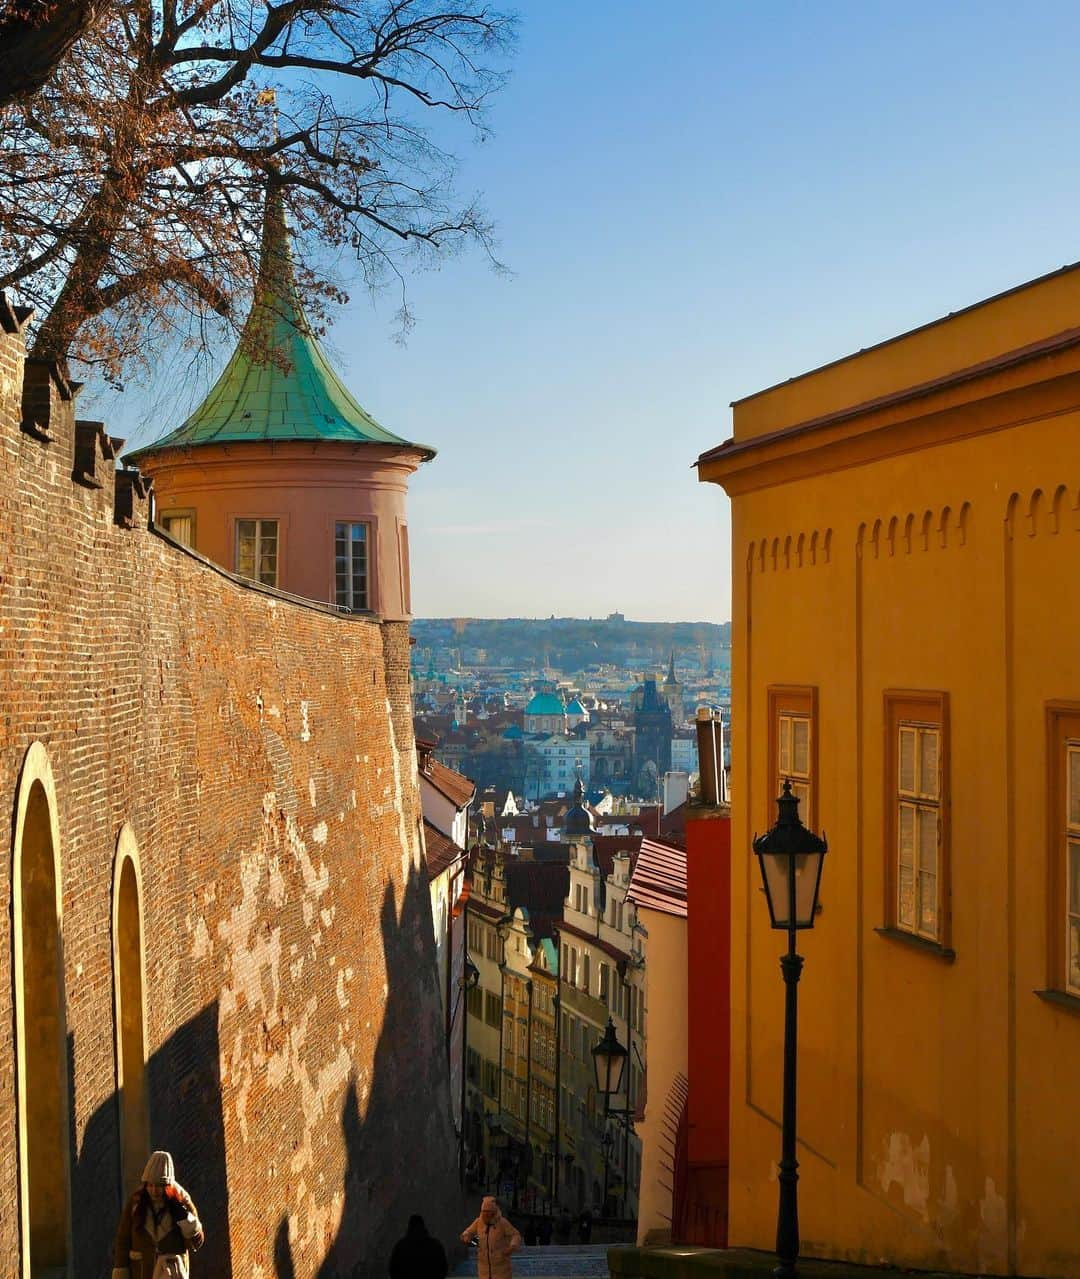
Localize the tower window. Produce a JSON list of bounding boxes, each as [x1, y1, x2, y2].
[[160, 509, 195, 548], [236, 518, 278, 587], [335, 522, 369, 610]]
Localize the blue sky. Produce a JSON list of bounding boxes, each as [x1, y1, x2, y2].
[[98, 1, 1080, 622]]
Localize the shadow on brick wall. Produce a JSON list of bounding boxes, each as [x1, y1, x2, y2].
[[275, 865, 463, 1279], [70, 1001, 232, 1278]]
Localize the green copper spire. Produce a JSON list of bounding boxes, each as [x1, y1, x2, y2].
[[126, 182, 434, 462]]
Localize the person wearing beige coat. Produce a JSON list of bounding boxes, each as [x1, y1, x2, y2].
[[460, 1196, 522, 1279], [112, 1151, 204, 1279]]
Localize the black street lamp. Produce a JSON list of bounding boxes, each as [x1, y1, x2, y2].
[[752, 780, 827, 1279], [592, 1018, 628, 1216]]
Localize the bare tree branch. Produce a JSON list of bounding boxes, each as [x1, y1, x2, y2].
[[0, 0, 515, 381]]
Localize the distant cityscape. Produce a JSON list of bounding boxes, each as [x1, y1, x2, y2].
[[412, 615, 732, 803]]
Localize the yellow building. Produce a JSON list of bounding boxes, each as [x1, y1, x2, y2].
[[698, 264, 1080, 1277]]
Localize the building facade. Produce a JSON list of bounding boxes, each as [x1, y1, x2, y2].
[[698, 263, 1080, 1277]]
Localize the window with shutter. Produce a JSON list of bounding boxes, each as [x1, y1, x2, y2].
[[768, 686, 817, 829], [884, 692, 949, 949], [1068, 742, 1080, 995], [1047, 706, 1080, 998]]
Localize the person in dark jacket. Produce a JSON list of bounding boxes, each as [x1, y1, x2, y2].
[[389, 1215, 448, 1279], [577, 1207, 593, 1243]]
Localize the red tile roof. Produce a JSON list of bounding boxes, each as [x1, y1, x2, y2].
[[421, 756, 476, 809], [627, 836, 687, 918], [423, 820, 466, 879]]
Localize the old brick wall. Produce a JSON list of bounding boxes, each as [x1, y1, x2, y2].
[[0, 300, 460, 1278]]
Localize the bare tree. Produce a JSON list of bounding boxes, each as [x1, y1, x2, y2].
[[0, 1, 109, 109], [0, 1, 514, 382]]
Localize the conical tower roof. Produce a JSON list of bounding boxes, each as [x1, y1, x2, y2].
[[126, 183, 434, 463], [664, 650, 679, 686]]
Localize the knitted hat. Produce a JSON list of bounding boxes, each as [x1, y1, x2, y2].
[[141, 1151, 175, 1184]]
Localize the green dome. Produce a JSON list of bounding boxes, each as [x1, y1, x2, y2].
[[126, 185, 434, 464], [526, 692, 565, 716]]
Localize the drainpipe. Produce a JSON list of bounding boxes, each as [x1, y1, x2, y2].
[[553, 947, 562, 1207], [458, 889, 469, 1187], [524, 977, 533, 1208]]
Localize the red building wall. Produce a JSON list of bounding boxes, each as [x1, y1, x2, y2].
[[681, 807, 731, 1246]]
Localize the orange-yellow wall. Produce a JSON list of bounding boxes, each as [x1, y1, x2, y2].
[[140, 440, 422, 619], [702, 267, 1080, 1277]]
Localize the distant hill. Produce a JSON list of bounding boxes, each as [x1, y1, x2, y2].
[[411, 616, 730, 673]]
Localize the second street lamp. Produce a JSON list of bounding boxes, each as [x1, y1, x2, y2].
[[592, 1019, 628, 1217], [752, 780, 827, 1279]]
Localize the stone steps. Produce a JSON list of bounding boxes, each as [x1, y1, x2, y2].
[[454, 1242, 612, 1277]]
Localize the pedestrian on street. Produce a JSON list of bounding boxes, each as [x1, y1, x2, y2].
[[389, 1215, 448, 1279], [112, 1150, 204, 1279], [460, 1196, 523, 1279], [537, 1216, 553, 1246], [555, 1207, 572, 1244], [577, 1207, 593, 1243]]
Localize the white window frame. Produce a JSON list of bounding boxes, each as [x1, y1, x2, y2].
[[235, 517, 279, 587], [334, 520, 369, 611]]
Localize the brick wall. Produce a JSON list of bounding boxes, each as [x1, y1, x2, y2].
[[0, 298, 460, 1277]]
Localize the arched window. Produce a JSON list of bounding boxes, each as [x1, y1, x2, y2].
[[113, 825, 149, 1196], [12, 742, 72, 1276]]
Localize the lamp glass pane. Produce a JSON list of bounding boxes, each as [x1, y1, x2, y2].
[[794, 851, 824, 925], [761, 851, 792, 928]]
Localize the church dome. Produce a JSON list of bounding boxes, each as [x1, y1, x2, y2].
[[525, 692, 565, 717]]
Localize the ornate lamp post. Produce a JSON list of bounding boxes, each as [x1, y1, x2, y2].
[[458, 949, 480, 1187], [753, 781, 827, 1279], [591, 1018, 628, 1217]]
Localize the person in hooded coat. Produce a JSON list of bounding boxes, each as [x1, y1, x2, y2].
[[460, 1196, 522, 1279], [112, 1150, 204, 1279], [389, 1215, 448, 1279]]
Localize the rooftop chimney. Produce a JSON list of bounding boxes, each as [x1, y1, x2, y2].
[[695, 706, 727, 806]]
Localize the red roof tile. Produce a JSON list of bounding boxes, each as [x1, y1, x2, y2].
[[627, 836, 687, 918], [423, 820, 466, 879], [421, 756, 476, 809]]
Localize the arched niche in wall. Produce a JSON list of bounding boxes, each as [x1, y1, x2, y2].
[[11, 740, 72, 1277], [112, 823, 149, 1197]]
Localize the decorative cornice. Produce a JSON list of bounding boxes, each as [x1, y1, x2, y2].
[[698, 331, 1080, 496]]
